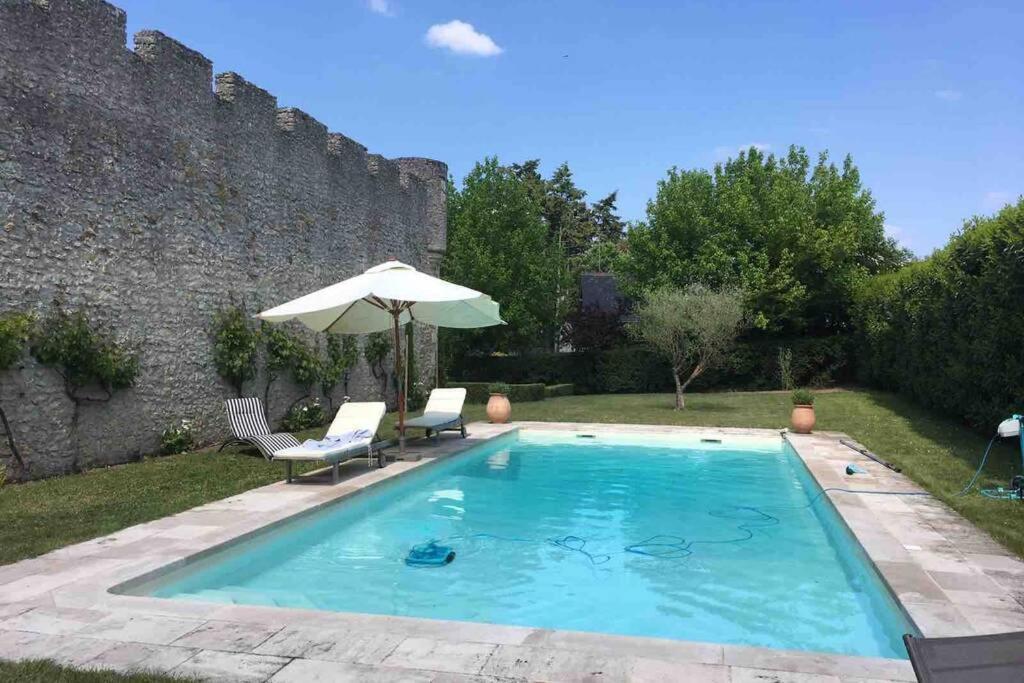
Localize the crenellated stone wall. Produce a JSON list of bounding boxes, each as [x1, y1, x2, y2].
[[0, 0, 447, 478]]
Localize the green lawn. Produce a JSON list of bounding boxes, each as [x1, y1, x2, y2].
[[1, 389, 1021, 570], [0, 661, 188, 682]]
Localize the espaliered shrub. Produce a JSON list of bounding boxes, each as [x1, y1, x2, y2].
[[853, 199, 1024, 432]]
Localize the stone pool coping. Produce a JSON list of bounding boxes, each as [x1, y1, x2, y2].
[[0, 421, 1020, 682]]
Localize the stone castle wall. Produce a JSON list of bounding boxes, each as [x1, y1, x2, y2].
[[0, 0, 448, 478]]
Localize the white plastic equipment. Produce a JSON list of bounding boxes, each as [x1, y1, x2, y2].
[[997, 416, 1021, 438]]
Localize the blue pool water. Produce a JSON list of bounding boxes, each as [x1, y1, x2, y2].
[[130, 431, 915, 658]]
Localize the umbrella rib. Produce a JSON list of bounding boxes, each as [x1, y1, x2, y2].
[[324, 301, 357, 332]]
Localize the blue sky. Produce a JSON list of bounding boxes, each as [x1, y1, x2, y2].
[[118, 0, 1022, 256]]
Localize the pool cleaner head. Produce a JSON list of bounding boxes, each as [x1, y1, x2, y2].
[[405, 541, 455, 567]]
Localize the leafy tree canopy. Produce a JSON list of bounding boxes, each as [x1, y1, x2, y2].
[[444, 157, 562, 355], [621, 146, 909, 334]]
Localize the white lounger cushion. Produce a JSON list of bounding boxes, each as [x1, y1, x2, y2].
[[404, 412, 460, 428], [272, 438, 372, 462], [272, 401, 386, 461], [402, 389, 466, 429]]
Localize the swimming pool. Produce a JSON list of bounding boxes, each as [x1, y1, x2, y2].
[[127, 429, 915, 659]]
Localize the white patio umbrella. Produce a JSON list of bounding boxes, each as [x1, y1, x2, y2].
[[257, 260, 503, 454]]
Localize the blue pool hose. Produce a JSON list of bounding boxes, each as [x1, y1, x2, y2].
[[411, 488, 931, 567]]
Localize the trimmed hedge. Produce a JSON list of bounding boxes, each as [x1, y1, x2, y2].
[[447, 382, 547, 404], [452, 337, 853, 395], [853, 199, 1024, 432], [545, 383, 574, 398]]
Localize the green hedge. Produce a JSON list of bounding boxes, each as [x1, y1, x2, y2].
[[853, 199, 1024, 431], [447, 382, 547, 404], [452, 337, 853, 394], [545, 383, 574, 398]]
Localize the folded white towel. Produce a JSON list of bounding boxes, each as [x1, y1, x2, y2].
[[302, 429, 373, 450]]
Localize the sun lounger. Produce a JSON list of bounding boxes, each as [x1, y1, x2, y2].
[[903, 631, 1024, 682], [272, 401, 387, 483], [220, 397, 301, 460], [398, 388, 467, 442]]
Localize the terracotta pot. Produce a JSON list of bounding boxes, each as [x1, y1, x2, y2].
[[486, 393, 511, 424], [790, 405, 816, 434]]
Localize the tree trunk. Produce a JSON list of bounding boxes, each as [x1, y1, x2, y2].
[[672, 371, 685, 410], [0, 403, 24, 469]]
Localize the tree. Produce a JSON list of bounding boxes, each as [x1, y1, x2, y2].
[[630, 285, 744, 409], [621, 146, 908, 335], [443, 158, 562, 356]]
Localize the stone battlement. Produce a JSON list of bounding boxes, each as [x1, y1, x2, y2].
[[0, 0, 448, 478]]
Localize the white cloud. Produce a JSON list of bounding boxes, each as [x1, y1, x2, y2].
[[885, 223, 914, 251], [425, 20, 503, 57], [934, 89, 962, 101], [982, 191, 1013, 212], [367, 0, 394, 16]]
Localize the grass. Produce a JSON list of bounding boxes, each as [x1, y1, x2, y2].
[[0, 661, 188, 682], [1, 389, 1021, 569]]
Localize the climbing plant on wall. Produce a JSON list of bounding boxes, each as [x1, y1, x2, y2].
[[0, 311, 34, 472], [260, 322, 323, 413], [30, 304, 139, 471], [364, 331, 392, 397], [320, 334, 359, 411], [211, 304, 259, 398]]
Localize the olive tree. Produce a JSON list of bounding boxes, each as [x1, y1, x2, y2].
[[631, 284, 744, 409]]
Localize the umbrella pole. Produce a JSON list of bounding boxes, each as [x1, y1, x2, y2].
[[392, 308, 405, 458]]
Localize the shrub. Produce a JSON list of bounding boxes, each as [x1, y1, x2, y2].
[[545, 383, 574, 398], [778, 347, 794, 390], [453, 336, 853, 394], [488, 382, 511, 396], [853, 198, 1024, 432], [509, 383, 545, 402], [160, 419, 196, 455], [281, 398, 326, 432], [447, 382, 551, 404], [211, 305, 259, 397], [792, 389, 814, 406]]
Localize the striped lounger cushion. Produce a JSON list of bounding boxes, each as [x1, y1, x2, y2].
[[224, 397, 300, 459]]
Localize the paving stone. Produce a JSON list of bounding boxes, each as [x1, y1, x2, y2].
[[171, 649, 290, 682], [383, 637, 496, 675], [873, 561, 948, 603], [87, 613, 208, 645], [955, 604, 1024, 634], [902, 602, 975, 637], [927, 569, 1003, 593], [270, 658, 435, 682], [297, 630, 406, 665], [172, 620, 283, 652], [729, 667, 841, 683], [0, 631, 120, 667], [254, 625, 348, 658], [1, 606, 110, 635], [523, 628, 723, 664], [627, 656, 729, 682], [81, 641, 200, 674], [481, 643, 628, 681]]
